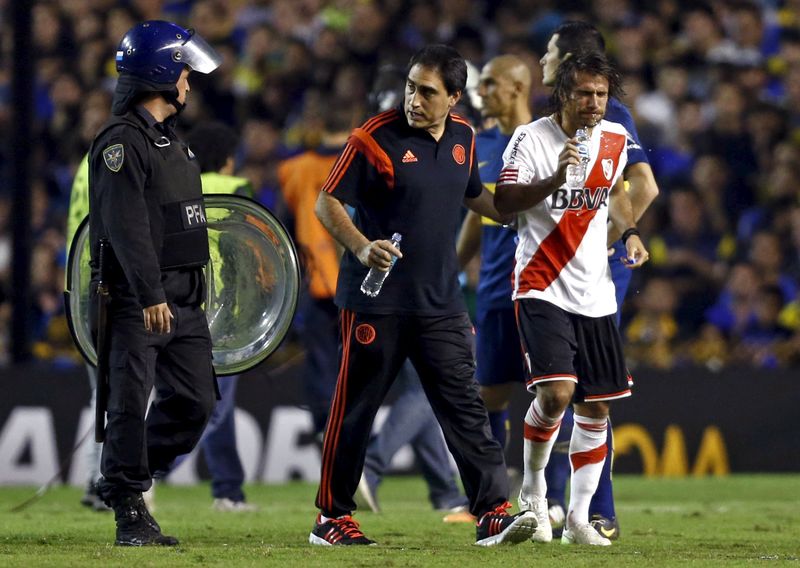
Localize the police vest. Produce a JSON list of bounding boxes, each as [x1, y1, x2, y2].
[[91, 113, 209, 270]]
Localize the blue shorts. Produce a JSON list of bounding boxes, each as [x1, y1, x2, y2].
[[609, 241, 632, 323], [475, 305, 526, 387]]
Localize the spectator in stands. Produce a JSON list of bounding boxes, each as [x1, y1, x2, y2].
[[648, 187, 723, 332], [704, 261, 761, 338], [695, 80, 758, 215], [690, 154, 735, 237], [784, 205, 800, 284], [7, 0, 800, 379], [649, 96, 705, 187], [744, 102, 789, 174], [634, 59, 690, 147], [732, 284, 793, 368], [687, 323, 729, 371], [736, 141, 800, 244], [727, 0, 781, 61], [624, 276, 679, 370], [748, 230, 798, 303], [676, 3, 741, 67]]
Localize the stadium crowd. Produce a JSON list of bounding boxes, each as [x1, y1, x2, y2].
[[2, 0, 800, 371]]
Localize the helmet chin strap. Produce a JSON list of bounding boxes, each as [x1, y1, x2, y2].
[[161, 87, 185, 115]]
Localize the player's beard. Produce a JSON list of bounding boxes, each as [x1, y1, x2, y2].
[[582, 109, 604, 127]]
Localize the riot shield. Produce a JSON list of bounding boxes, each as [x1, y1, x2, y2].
[[65, 194, 300, 375]]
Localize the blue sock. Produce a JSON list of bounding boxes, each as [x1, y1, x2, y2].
[[545, 407, 573, 507], [487, 409, 509, 449], [589, 419, 616, 519]]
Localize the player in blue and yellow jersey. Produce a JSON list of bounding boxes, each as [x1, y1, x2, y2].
[[457, 54, 533, 457]]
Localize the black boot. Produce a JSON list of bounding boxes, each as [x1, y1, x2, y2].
[[111, 493, 179, 546]]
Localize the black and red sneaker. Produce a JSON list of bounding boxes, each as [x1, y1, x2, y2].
[[475, 501, 537, 547], [308, 513, 376, 546]]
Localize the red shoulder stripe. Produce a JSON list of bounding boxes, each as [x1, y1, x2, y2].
[[449, 113, 472, 127], [321, 142, 357, 194], [321, 112, 400, 194], [349, 127, 395, 190], [362, 113, 399, 136], [362, 109, 400, 133]]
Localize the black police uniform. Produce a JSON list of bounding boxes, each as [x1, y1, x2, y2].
[[89, 106, 217, 502], [315, 109, 509, 518]]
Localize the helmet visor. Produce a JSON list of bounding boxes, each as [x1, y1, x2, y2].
[[178, 30, 222, 74]]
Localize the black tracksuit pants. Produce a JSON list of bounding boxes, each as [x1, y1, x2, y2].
[[97, 299, 216, 501], [316, 311, 509, 518]]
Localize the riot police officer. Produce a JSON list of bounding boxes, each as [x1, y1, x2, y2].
[[88, 21, 221, 546]]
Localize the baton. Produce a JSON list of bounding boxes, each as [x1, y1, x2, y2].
[[94, 238, 111, 443]]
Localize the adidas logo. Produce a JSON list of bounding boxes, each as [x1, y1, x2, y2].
[[402, 150, 418, 163]]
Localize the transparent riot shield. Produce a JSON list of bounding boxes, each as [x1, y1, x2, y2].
[[65, 195, 300, 375]]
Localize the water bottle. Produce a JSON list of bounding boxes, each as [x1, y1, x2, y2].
[[360, 232, 402, 297], [565, 127, 590, 189]]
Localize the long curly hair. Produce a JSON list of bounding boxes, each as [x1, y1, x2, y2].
[[549, 52, 624, 115]]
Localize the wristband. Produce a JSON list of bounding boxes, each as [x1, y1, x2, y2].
[[621, 227, 640, 245]]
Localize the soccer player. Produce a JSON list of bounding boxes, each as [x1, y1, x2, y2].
[[539, 21, 660, 540], [310, 44, 536, 547], [494, 52, 649, 545], [457, 56, 532, 452]]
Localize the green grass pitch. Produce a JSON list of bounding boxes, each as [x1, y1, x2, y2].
[[0, 475, 798, 566]]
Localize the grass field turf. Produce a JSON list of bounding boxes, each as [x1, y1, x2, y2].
[[0, 474, 798, 566]]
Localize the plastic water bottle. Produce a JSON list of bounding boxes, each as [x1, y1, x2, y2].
[[565, 127, 590, 189], [360, 233, 402, 297]]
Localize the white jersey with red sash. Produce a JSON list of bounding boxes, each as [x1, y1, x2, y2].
[[498, 117, 628, 317]]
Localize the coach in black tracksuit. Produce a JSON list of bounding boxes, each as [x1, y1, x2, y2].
[[311, 45, 536, 547], [88, 20, 221, 546]]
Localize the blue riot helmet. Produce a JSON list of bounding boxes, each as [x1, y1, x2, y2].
[[111, 20, 222, 115], [116, 20, 221, 82]]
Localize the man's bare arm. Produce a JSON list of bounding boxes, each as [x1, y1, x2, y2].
[[456, 210, 482, 270], [608, 176, 648, 268], [608, 176, 636, 235], [494, 139, 577, 214], [494, 176, 562, 214], [607, 162, 659, 243], [626, 162, 659, 220], [315, 191, 400, 269], [465, 186, 513, 224]]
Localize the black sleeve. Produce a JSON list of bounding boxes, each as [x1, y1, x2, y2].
[[320, 138, 370, 207], [465, 140, 483, 199], [92, 127, 166, 307]]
